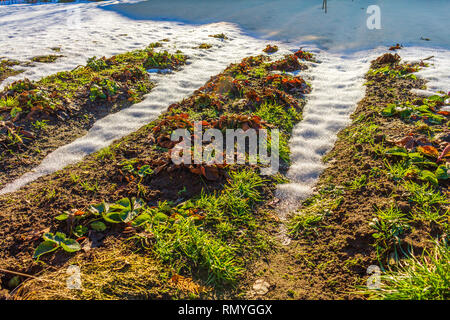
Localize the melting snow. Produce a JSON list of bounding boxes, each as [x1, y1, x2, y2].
[[0, 1, 449, 201]]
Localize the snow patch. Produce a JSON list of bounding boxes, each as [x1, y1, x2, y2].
[[0, 2, 294, 194], [276, 46, 450, 210]]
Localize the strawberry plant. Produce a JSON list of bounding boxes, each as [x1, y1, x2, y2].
[[87, 56, 109, 71], [33, 232, 81, 260], [89, 79, 118, 101], [89, 197, 145, 223]]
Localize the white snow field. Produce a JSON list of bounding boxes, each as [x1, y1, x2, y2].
[[109, 0, 450, 51], [0, 1, 449, 200]]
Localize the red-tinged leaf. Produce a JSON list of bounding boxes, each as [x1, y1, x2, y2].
[[437, 111, 450, 116], [203, 166, 220, 181], [438, 144, 450, 161], [20, 130, 35, 139], [200, 166, 206, 177], [191, 214, 205, 220], [417, 145, 439, 158], [396, 136, 419, 151], [189, 166, 202, 175]]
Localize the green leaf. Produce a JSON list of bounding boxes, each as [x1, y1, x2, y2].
[[425, 113, 445, 124], [60, 239, 82, 253], [381, 104, 396, 116], [137, 165, 153, 178], [408, 152, 425, 162], [110, 198, 144, 223], [372, 233, 381, 239], [153, 211, 168, 223], [54, 232, 68, 243], [33, 241, 59, 259], [385, 147, 408, 157], [131, 213, 152, 227], [399, 108, 413, 120], [131, 198, 144, 211], [119, 210, 140, 223], [428, 95, 444, 102], [90, 221, 107, 232], [418, 170, 438, 186], [435, 165, 449, 180], [103, 211, 123, 224], [73, 225, 88, 237], [55, 212, 69, 221], [416, 105, 431, 113], [43, 232, 67, 245], [114, 198, 131, 209], [88, 202, 109, 216]]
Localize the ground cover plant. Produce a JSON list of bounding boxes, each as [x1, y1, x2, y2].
[[30, 54, 64, 63], [0, 59, 23, 83], [240, 50, 448, 300], [0, 44, 187, 188], [0, 49, 314, 299]]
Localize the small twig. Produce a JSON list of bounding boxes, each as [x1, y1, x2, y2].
[[0, 268, 55, 283], [422, 56, 434, 61]]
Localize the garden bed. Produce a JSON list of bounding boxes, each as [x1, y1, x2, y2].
[[241, 51, 449, 300], [0, 48, 313, 299], [0, 44, 187, 188]]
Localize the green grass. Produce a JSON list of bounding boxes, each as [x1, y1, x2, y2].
[[255, 101, 301, 132], [225, 170, 265, 203], [384, 159, 410, 182], [0, 59, 23, 82], [403, 181, 448, 207], [413, 206, 447, 223], [347, 174, 368, 190], [209, 33, 229, 40], [95, 146, 115, 160], [145, 169, 268, 286], [368, 241, 449, 300], [254, 101, 302, 163], [35, 169, 269, 288], [288, 190, 342, 238], [198, 43, 213, 49], [370, 205, 410, 262], [18, 52, 314, 296], [2, 44, 185, 120], [288, 212, 323, 237], [152, 217, 243, 285], [31, 119, 49, 131]]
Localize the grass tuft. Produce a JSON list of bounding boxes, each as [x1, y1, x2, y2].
[[367, 241, 449, 300]]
